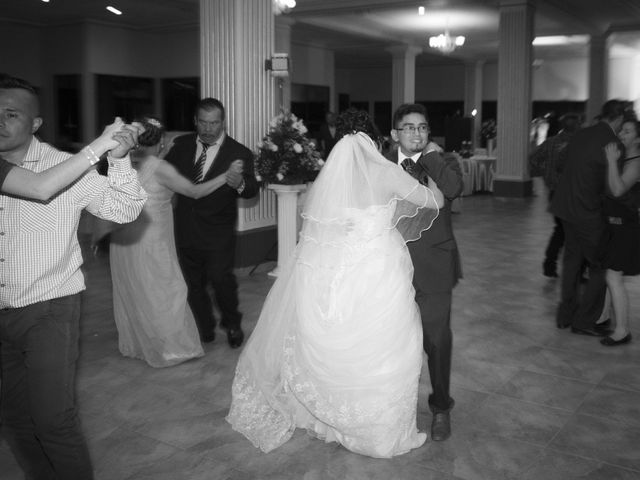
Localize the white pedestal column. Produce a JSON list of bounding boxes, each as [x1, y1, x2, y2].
[[267, 183, 307, 277]]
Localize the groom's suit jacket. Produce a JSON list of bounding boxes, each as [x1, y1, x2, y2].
[[166, 132, 259, 250], [386, 148, 463, 292]]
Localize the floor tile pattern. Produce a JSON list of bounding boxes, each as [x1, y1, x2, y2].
[[2, 180, 639, 479]]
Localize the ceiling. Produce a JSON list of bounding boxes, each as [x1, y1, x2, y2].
[[2, 0, 640, 67]]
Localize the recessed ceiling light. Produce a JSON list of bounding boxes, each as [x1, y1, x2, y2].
[[41, 0, 50, 3], [418, 6, 425, 16], [106, 6, 122, 15]]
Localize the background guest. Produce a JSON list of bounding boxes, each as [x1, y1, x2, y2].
[[529, 113, 581, 277], [317, 110, 339, 158], [598, 118, 640, 346], [165, 98, 259, 347], [99, 117, 245, 366], [551, 99, 625, 336]]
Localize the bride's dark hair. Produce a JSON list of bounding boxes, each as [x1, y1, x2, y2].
[[335, 108, 382, 145]]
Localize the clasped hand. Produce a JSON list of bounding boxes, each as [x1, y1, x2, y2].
[[96, 117, 146, 159], [225, 160, 244, 188]]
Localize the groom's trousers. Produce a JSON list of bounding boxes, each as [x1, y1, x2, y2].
[[415, 289, 454, 414]]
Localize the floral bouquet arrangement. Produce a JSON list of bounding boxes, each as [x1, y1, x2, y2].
[[255, 111, 324, 185]]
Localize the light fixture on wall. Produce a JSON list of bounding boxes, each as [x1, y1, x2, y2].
[[429, 30, 465, 54], [265, 53, 289, 77], [273, 0, 296, 15]]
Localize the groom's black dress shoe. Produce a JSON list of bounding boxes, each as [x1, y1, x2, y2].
[[227, 327, 244, 349], [600, 333, 632, 346], [571, 326, 610, 337], [431, 412, 451, 441]]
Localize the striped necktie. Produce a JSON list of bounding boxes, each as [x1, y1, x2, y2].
[[193, 142, 211, 183]]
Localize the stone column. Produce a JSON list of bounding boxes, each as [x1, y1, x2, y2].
[[200, 0, 278, 267], [586, 34, 608, 124], [275, 16, 294, 113], [387, 45, 422, 117], [200, 0, 275, 147], [464, 60, 485, 149], [493, 0, 535, 197]]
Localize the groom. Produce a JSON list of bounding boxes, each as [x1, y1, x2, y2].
[[166, 98, 258, 348], [387, 103, 463, 441]]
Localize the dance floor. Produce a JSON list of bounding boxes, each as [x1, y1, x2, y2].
[[2, 179, 640, 479]]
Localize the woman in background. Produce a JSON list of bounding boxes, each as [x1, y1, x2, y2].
[[599, 118, 640, 346], [102, 117, 243, 367]]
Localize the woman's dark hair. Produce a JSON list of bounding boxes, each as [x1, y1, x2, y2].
[[335, 108, 382, 144], [622, 118, 640, 138], [136, 116, 165, 147]]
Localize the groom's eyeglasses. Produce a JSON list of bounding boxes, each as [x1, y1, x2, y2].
[[397, 124, 429, 134]]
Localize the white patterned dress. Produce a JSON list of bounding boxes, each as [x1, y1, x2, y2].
[[109, 158, 204, 368]]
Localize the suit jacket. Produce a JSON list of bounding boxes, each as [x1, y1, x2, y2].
[[551, 122, 618, 225], [386, 149, 464, 292], [165, 132, 259, 250]]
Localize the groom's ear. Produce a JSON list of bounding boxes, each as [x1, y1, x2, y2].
[[390, 129, 399, 144]]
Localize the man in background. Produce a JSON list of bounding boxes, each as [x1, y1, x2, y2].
[[551, 100, 625, 335], [166, 98, 258, 348], [529, 113, 581, 277]]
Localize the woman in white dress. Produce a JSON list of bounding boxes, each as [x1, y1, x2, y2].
[[104, 117, 243, 367], [227, 109, 443, 457]]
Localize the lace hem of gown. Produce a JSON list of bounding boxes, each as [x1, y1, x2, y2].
[[226, 333, 426, 458]]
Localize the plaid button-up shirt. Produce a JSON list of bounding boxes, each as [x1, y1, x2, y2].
[[0, 137, 147, 308]]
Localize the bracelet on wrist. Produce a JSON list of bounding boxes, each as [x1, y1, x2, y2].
[[82, 145, 101, 166]]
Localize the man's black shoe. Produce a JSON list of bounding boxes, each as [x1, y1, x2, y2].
[[227, 327, 244, 348], [431, 412, 451, 441]]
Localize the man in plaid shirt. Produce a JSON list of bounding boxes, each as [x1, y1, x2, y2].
[[0, 75, 146, 479]]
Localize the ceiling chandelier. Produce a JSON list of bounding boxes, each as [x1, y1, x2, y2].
[[429, 30, 465, 54], [273, 0, 296, 15]]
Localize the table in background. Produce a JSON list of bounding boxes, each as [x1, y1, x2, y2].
[[458, 155, 497, 194]]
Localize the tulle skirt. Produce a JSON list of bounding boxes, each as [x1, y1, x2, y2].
[[227, 228, 426, 458]]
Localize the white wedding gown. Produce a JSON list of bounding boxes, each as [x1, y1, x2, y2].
[[227, 133, 438, 458]]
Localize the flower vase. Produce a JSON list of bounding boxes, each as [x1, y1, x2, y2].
[[267, 183, 307, 277], [487, 138, 496, 156]]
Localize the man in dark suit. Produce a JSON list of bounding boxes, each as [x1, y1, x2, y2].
[[165, 98, 258, 348], [387, 103, 463, 441], [551, 100, 625, 336]]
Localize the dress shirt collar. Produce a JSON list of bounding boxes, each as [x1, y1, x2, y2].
[[396, 149, 420, 164]]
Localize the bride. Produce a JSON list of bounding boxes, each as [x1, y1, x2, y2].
[[227, 109, 443, 458]]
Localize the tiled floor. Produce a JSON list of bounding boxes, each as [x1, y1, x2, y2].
[[2, 179, 640, 480]]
